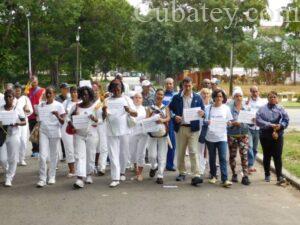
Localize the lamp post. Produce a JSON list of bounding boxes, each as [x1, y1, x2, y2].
[[19, 6, 32, 78], [76, 26, 81, 85]]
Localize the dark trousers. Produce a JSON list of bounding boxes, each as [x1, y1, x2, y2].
[[61, 140, 66, 159], [29, 119, 39, 153], [260, 135, 283, 180], [166, 121, 176, 169]]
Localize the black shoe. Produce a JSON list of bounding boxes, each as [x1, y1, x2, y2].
[[231, 174, 238, 183], [265, 175, 271, 182], [241, 176, 251, 185], [276, 177, 287, 186], [166, 167, 176, 172], [98, 171, 105, 176], [156, 178, 163, 184], [191, 177, 203, 186], [176, 174, 186, 181], [149, 169, 157, 178]]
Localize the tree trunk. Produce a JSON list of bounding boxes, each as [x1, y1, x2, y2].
[[50, 61, 59, 87]]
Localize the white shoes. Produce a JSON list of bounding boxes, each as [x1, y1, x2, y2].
[[109, 181, 120, 188], [4, 179, 12, 187], [48, 178, 56, 185], [20, 160, 27, 166], [37, 180, 46, 188], [67, 173, 76, 178], [86, 175, 93, 184], [73, 179, 84, 189], [120, 175, 126, 181]]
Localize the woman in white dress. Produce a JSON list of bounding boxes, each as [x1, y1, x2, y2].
[[0, 89, 26, 187], [68, 86, 101, 189], [36, 87, 65, 187], [14, 83, 33, 166], [102, 79, 137, 188], [62, 86, 80, 177]]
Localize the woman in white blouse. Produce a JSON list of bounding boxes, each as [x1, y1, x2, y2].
[[0, 89, 26, 187], [36, 87, 65, 188], [68, 86, 101, 189], [102, 79, 137, 188], [14, 83, 33, 166], [62, 86, 80, 177]]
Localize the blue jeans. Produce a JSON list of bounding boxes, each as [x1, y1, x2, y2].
[[166, 120, 176, 169], [206, 141, 228, 182], [248, 129, 259, 167]]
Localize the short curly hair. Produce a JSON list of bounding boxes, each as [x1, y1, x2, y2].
[[78, 86, 95, 102], [108, 79, 125, 93], [212, 89, 227, 104]]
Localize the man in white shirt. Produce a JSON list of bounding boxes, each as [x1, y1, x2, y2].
[[247, 86, 267, 173]]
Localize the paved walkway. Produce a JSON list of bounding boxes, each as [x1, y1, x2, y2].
[[0, 157, 299, 225]]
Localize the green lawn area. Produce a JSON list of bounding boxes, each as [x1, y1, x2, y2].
[[280, 101, 300, 108], [282, 132, 300, 178], [259, 132, 300, 178]]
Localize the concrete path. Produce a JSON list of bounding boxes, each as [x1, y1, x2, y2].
[[0, 157, 299, 225]]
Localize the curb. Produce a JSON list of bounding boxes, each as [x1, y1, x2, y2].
[[256, 153, 300, 190]]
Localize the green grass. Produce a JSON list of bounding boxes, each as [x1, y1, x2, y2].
[[258, 132, 300, 178], [282, 132, 300, 178], [280, 101, 300, 108]]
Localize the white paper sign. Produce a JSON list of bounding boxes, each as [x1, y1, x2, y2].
[[142, 115, 161, 133], [0, 111, 18, 125], [183, 107, 202, 123], [72, 114, 90, 129], [79, 80, 92, 88], [209, 118, 227, 132], [38, 105, 56, 123], [237, 110, 256, 124]]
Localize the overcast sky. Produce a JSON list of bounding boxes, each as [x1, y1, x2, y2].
[[127, 0, 292, 26]]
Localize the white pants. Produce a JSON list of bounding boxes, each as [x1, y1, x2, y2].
[[97, 123, 108, 171], [130, 134, 149, 167], [61, 123, 75, 163], [148, 137, 168, 178], [74, 133, 98, 178], [199, 143, 207, 175], [18, 124, 29, 162], [0, 135, 20, 181], [39, 132, 60, 182], [107, 135, 129, 181]]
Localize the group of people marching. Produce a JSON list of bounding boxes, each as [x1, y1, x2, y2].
[[0, 75, 289, 189]]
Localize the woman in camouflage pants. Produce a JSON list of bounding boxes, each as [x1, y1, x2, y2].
[[227, 88, 251, 186]]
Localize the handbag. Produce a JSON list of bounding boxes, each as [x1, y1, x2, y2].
[[0, 124, 8, 147], [198, 105, 212, 144], [148, 105, 169, 138], [66, 104, 78, 135], [124, 96, 136, 128], [29, 122, 40, 144]]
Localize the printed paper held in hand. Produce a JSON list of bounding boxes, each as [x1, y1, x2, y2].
[[0, 111, 18, 125], [209, 118, 227, 132], [38, 105, 55, 123], [72, 114, 90, 129], [142, 114, 161, 133], [183, 107, 202, 123], [237, 110, 256, 124]]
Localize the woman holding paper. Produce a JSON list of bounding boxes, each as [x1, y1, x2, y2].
[[0, 89, 26, 187], [36, 87, 65, 188], [62, 86, 80, 177], [129, 92, 149, 181], [14, 83, 33, 166], [205, 89, 233, 188], [147, 89, 170, 184], [227, 89, 251, 186], [69, 86, 100, 189], [102, 79, 137, 188]]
